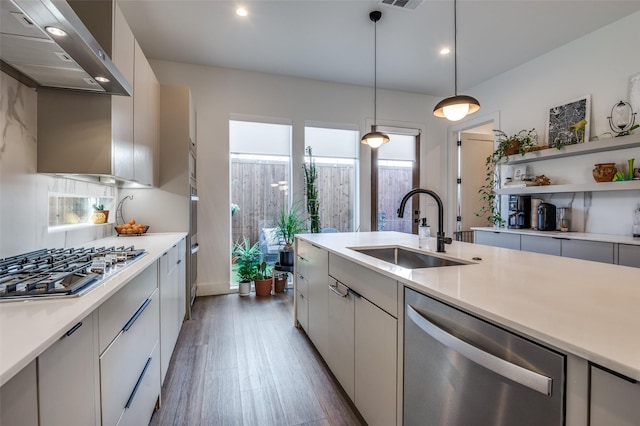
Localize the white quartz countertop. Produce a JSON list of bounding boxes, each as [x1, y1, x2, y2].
[[0, 232, 187, 387], [472, 226, 640, 245], [297, 231, 640, 381]]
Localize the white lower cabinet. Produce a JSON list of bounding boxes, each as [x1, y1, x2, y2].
[[521, 235, 561, 256], [99, 262, 160, 426], [590, 365, 640, 425], [0, 360, 38, 426], [618, 243, 640, 267], [354, 294, 397, 426], [38, 312, 100, 426], [303, 241, 329, 359], [474, 230, 521, 250], [561, 239, 614, 264], [326, 278, 355, 400], [160, 240, 185, 383]]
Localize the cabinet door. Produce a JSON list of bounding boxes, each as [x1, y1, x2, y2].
[[297, 291, 309, 333], [355, 296, 397, 426], [590, 365, 640, 425], [133, 40, 156, 186], [39, 313, 99, 426], [0, 360, 38, 426], [475, 230, 520, 250], [618, 244, 640, 268], [112, 3, 134, 180], [561, 240, 614, 264], [117, 342, 161, 426], [305, 243, 329, 359], [326, 279, 355, 400], [160, 246, 180, 383], [521, 235, 561, 256], [178, 238, 187, 322]]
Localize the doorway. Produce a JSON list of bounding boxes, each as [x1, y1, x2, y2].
[[447, 113, 499, 241]]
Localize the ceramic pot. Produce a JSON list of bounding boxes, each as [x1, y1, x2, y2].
[[592, 163, 617, 182], [254, 278, 272, 297], [238, 281, 251, 297]]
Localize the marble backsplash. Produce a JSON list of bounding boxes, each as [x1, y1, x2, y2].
[[1, 73, 117, 257]]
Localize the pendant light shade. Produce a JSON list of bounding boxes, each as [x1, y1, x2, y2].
[[361, 10, 390, 148], [433, 0, 480, 122]]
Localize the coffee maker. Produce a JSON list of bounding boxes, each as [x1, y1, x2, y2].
[[508, 195, 531, 229]]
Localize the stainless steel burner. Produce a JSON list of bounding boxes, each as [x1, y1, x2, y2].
[[0, 245, 146, 301]]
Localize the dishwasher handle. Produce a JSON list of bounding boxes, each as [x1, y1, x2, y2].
[[406, 305, 552, 396]]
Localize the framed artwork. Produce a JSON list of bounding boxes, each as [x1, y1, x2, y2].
[[546, 95, 591, 147], [629, 72, 640, 116]]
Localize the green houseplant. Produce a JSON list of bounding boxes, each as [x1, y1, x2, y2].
[[233, 237, 260, 296], [303, 146, 321, 233], [254, 261, 273, 297], [275, 204, 306, 266], [477, 129, 538, 227]]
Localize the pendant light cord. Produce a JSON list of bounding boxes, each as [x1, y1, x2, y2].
[[374, 17, 378, 129], [453, 0, 458, 96]]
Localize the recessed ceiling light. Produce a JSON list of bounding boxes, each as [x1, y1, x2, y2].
[[440, 47, 450, 55], [94, 76, 110, 83], [236, 7, 248, 17], [45, 26, 67, 37]]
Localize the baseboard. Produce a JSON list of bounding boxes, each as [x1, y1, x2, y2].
[[196, 281, 237, 296]]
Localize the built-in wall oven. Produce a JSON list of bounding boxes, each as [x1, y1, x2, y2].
[[188, 140, 198, 317]]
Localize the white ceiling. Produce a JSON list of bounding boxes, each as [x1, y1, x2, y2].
[[118, 0, 640, 97]]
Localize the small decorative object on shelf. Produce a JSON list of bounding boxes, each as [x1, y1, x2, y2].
[[607, 100, 638, 137], [628, 158, 635, 180], [546, 95, 590, 148], [90, 204, 109, 224], [114, 195, 149, 235], [593, 163, 617, 182], [535, 175, 551, 186]]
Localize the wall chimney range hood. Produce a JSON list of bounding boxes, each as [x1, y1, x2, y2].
[[0, 0, 131, 95]]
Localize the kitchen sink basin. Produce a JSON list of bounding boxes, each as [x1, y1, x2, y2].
[[351, 246, 469, 269]]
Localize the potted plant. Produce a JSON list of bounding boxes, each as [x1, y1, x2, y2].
[[275, 204, 306, 266], [90, 204, 109, 224], [303, 146, 321, 233], [233, 237, 260, 296], [477, 129, 538, 227], [273, 271, 288, 293], [254, 261, 273, 297]]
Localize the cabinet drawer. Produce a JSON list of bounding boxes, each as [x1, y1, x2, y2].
[[475, 231, 521, 250], [100, 290, 159, 426], [117, 342, 161, 426], [99, 262, 158, 353], [618, 244, 640, 268], [0, 360, 38, 426], [329, 253, 397, 318], [297, 291, 308, 332], [590, 365, 640, 425], [296, 272, 308, 297], [521, 235, 561, 256], [561, 240, 614, 264]]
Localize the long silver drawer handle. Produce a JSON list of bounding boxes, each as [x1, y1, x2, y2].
[[328, 284, 348, 298], [406, 305, 552, 395]]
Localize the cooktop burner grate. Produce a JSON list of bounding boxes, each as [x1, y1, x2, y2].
[[0, 245, 146, 301]]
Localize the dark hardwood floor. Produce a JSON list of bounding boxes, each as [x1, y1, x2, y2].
[[150, 291, 366, 426]]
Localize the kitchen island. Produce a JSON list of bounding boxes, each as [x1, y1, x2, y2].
[[0, 232, 186, 426], [294, 231, 640, 425]]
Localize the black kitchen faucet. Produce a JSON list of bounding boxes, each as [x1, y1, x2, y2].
[[397, 188, 452, 253]]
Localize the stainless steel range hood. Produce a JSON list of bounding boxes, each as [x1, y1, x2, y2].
[[0, 0, 131, 95]]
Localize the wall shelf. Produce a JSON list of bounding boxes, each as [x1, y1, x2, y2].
[[495, 180, 640, 195], [502, 133, 640, 165]]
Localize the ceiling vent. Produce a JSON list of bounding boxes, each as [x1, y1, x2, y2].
[[379, 0, 423, 10]]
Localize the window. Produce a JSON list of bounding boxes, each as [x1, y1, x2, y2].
[[230, 118, 292, 280], [304, 124, 359, 232], [371, 129, 420, 233]]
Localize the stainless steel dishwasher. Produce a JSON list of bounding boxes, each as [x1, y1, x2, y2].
[[404, 288, 565, 425]]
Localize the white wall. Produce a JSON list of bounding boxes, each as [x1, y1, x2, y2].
[[458, 10, 640, 235], [149, 61, 449, 294], [0, 73, 116, 258]]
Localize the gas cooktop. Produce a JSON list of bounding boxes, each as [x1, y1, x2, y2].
[[0, 245, 146, 301]]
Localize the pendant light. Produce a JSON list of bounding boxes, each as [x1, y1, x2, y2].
[[433, 0, 480, 121], [361, 10, 389, 149]]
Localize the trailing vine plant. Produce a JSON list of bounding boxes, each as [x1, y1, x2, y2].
[[303, 146, 321, 233], [476, 129, 538, 227]]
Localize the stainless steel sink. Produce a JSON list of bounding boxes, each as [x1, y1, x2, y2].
[[352, 246, 469, 269]]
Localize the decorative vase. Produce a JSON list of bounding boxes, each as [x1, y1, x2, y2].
[[238, 281, 251, 297], [628, 158, 635, 180], [592, 163, 617, 182], [254, 278, 272, 297]]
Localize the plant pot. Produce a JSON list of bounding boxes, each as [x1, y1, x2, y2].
[[238, 281, 251, 297], [504, 140, 520, 156], [254, 278, 272, 297], [274, 274, 287, 293], [279, 249, 294, 266]]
